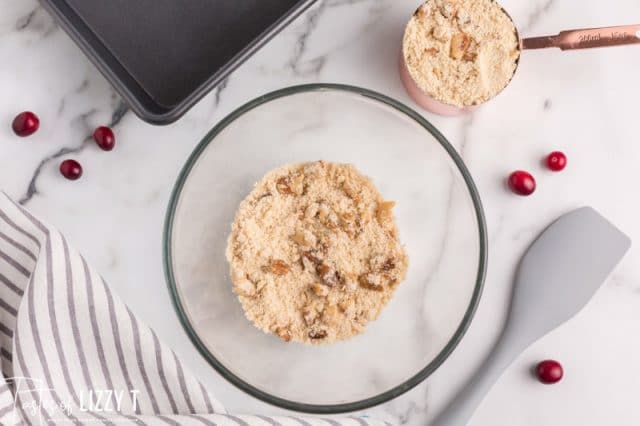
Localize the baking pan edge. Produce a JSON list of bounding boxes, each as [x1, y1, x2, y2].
[[39, 0, 319, 125]]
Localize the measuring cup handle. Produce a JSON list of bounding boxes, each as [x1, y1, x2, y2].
[[521, 24, 640, 50]]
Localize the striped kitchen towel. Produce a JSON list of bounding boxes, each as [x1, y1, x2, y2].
[[0, 193, 385, 426]]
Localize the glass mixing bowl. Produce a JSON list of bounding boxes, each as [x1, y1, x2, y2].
[[164, 84, 487, 413]]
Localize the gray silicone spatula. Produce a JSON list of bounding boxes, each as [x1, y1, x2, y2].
[[434, 207, 631, 426]]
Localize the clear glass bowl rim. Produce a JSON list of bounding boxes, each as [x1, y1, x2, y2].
[[163, 83, 488, 414]]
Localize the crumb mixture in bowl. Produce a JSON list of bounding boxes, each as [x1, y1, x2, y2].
[[403, 0, 520, 107], [226, 161, 408, 344]]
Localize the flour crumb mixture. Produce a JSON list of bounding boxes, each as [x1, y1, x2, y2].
[[403, 0, 520, 107], [226, 161, 409, 344]]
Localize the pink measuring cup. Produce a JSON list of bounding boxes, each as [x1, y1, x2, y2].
[[401, 20, 640, 116]]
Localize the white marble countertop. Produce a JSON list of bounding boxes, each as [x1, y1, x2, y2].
[[1, 0, 640, 424]]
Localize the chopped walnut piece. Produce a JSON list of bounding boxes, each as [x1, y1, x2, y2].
[[376, 201, 396, 228], [342, 212, 354, 222], [463, 51, 478, 62], [302, 306, 317, 325], [289, 174, 304, 195], [450, 32, 472, 60], [316, 262, 340, 287], [309, 328, 328, 340], [316, 262, 330, 276], [344, 274, 358, 293], [297, 291, 309, 307], [292, 229, 316, 248], [323, 304, 340, 324], [304, 203, 320, 220], [234, 279, 256, 297], [342, 180, 360, 201], [276, 173, 304, 195], [440, 1, 455, 18], [462, 38, 479, 62], [317, 203, 331, 221], [301, 256, 315, 272], [338, 300, 356, 319], [318, 206, 339, 230], [359, 273, 384, 291], [322, 234, 336, 249], [276, 177, 293, 195], [382, 259, 396, 271], [424, 47, 439, 56], [255, 192, 272, 203], [340, 213, 359, 238], [310, 282, 329, 297], [266, 260, 291, 275], [361, 206, 374, 223], [414, 4, 428, 17], [432, 25, 450, 41], [276, 327, 292, 342], [456, 8, 471, 25], [341, 211, 354, 225], [325, 304, 338, 316], [301, 251, 321, 271]]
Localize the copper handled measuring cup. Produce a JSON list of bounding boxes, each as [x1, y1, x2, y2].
[[401, 23, 640, 116]]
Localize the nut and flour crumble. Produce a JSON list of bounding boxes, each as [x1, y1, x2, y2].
[[226, 161, 408, 344], [403, 0, 520, 107]]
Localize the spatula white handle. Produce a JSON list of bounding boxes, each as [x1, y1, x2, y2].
[[432, 329, 524, 426]]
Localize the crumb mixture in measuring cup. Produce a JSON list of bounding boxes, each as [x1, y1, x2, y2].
[[226, 161, 408, 345], [403, 0, 520, 107]]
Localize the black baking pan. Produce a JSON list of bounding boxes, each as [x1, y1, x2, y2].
[[40, 0, 317, 125]]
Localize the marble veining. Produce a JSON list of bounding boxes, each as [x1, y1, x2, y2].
[[13, 4, 57, 38], [19, 100, 129, 205], [1, 0, 640, 424], [288, 1, 328, 76], [519, 0, 556, 33]]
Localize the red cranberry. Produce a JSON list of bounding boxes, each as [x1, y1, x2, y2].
[[536, 360, 563, 384], [12, 111, 40, 137], [508, 171, 536, 196], [93, 126, 115, 151], [546, 151, 567, 172], [59, 159, 83, 180]]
